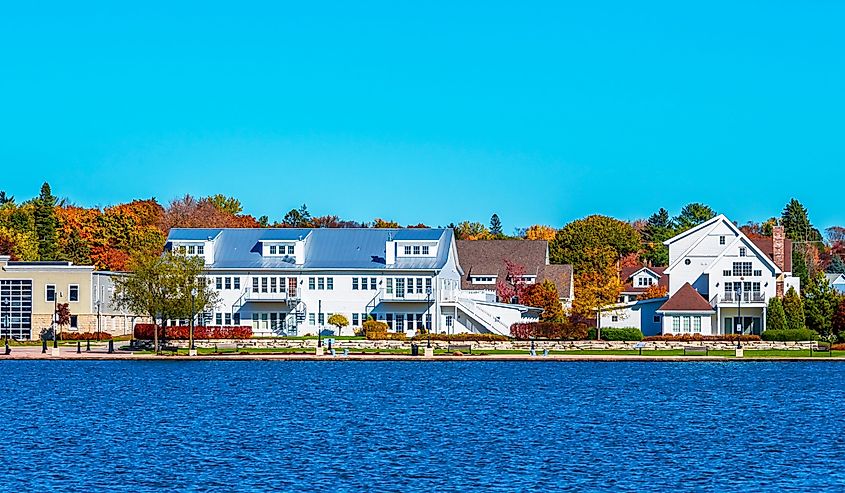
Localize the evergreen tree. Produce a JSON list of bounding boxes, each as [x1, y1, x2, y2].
[[34, 182, 59, 260], [674, 203, 716, 231], [782, 287, 806, 332], [781, 198, 821, 241], [641, 208, 675, 266], [766, 297, 787, 332], [803, 273, 837, 338], [0, 191, 13, 205], [60, 229, 91, 265], [826, 255, 845, 274], [489, 214, 503, 238]]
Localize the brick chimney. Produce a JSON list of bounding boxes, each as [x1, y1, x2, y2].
[[773, 226, 785, 297]]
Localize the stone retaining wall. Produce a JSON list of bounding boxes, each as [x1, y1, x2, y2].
[[172, 339, 819, 352]]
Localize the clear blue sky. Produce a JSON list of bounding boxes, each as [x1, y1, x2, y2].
[[1, 1, 843, 232]]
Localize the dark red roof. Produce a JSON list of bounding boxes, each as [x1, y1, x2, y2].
[[750, 237, 793, 272], [658, 283, 715, 312]]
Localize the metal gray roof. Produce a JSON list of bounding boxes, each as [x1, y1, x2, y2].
[[166, 228, 453, 271]]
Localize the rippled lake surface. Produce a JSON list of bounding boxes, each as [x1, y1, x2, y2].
[[2, 361, 845, 492]]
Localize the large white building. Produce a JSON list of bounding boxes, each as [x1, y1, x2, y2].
[[166, 228, 540, 337], [601, 215, 800, 336]]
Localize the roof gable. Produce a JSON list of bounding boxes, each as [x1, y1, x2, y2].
[[657, 283, 715, 313]]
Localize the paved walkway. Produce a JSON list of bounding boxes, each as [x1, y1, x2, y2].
[[0, 344, 840, 362]]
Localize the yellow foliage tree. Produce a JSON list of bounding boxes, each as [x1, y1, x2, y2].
[[525, 225, 557, 241]]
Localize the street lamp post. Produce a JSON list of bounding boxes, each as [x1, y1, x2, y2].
[[189, 284, 197, 356]]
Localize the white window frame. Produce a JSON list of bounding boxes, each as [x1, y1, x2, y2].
[[68, 284, 79, 303], [45, 284, 56, 302]]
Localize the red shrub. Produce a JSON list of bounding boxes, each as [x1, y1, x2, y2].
[[510, 322, 588, 340], [134, 324, 253, 340], [59, 332, 113, 341]]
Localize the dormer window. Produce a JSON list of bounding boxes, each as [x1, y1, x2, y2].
[[404, 245, 412, 255], [413, 245, 421, 255], [422, 245, 429, 255], [399, 243, 435, 257], [270, 245, 277, 255], [287, 245, 295, 255], [197, 245, 204, 255]]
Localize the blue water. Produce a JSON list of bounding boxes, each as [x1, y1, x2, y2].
[[2, 361, 844, 492]]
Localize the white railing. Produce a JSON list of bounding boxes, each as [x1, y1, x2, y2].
[[244, 290, 290, 302], [455, 297, 510, 336], [718, 291, 766, 303]]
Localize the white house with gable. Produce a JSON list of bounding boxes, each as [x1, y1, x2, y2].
[[166, 228, 540, 337], [656, 215, 800, 336]]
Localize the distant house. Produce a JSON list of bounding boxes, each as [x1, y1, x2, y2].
[[618, 266, 668, 303], [456, 240, 574, 308], [826, 273, 845, 294]]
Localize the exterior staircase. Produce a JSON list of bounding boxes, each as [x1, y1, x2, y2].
[[454, 297, 511, 336]]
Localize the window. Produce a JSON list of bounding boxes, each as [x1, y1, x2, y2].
[[413, 245, 421, 255], [683, 316, 691, 333], [425, 314, 432, 330], [233, 277, 240, 289], [407, 278, 414, 295], [270, 245, 277, 255], [327, 278, 333, 290], [309, 277, 316, 290], [719, 236, 725, 245], [404, 245, 412, 255], [446, 315, 453, 328], [225, 313, 232, 325], [653, 315, 660, 323], [361, 277, 368, 290], [197, 245, 204, 255], [70, 315, 78, 330], [732, 262, 752, 277], [415, 314, 423, 330], [386, 278, 393, 295], [216, 277, 223, 290], [318, 277, 325, 290], [370, 278, 377, 290], [753, 270, 762, 277], [396, 314, 404, 331], [225, 277, 232, 290], [261, 277, 268, 293], [252, 277, 259, 293], [279, 278, 286, 293], [396, 278, 405, 298], [672, 317, 680, 332], [233, 313, 240, 325], [318, 313, 325, 325], [188, 245, 196, 255], [352, 313, 359, 326], [416, 278, 423, 294], [46, 284, 56, 302], [386, 313, 394, 330], [612, 315, 618, 322], [425, 278, 432, 293], [739, 247, 747, 257], [288, 245, 295, 255], [270, 277, 277, 293], [68, 285, 79, 302], [308, 313, 315, 325], [252, 313, 259, 329], [216, 313, 223, 325], [693, 316, 701, 333], [723, 270, 732, 277], [352, 278, 359, 290], [422, 245, 430, 255]]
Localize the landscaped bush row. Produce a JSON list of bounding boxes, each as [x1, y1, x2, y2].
[[59, 332, 113, 341], [760, 329, 819, 341], [134, 324, 253, 340], [642, 334, 762, 342], [410, 333, 509, 342], [510, 322, 589, 340], [587, 327, 644, 341]]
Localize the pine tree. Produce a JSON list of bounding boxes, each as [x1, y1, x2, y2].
[[34, 182, 59, 260], [781, 199, 821, 241], [826, 255, 845, 274], [782, 287, 806, 332], [0, 191, 13, 205], [490, 214, 503, 238], [674, 203, 716, 231], [61, 229, 91, 265], [641, 208, 675, 266], [766, 297, 787, 332]]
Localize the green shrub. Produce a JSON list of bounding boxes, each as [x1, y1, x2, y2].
[[588, 327, 643, 341], [761, 329, 819, 341], [643, 334, 761, 342]]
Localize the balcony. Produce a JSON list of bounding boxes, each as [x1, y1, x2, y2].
[[713, 291, 766, 305], [244, 290, 292, 302], [380, 291, 434, 302]]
